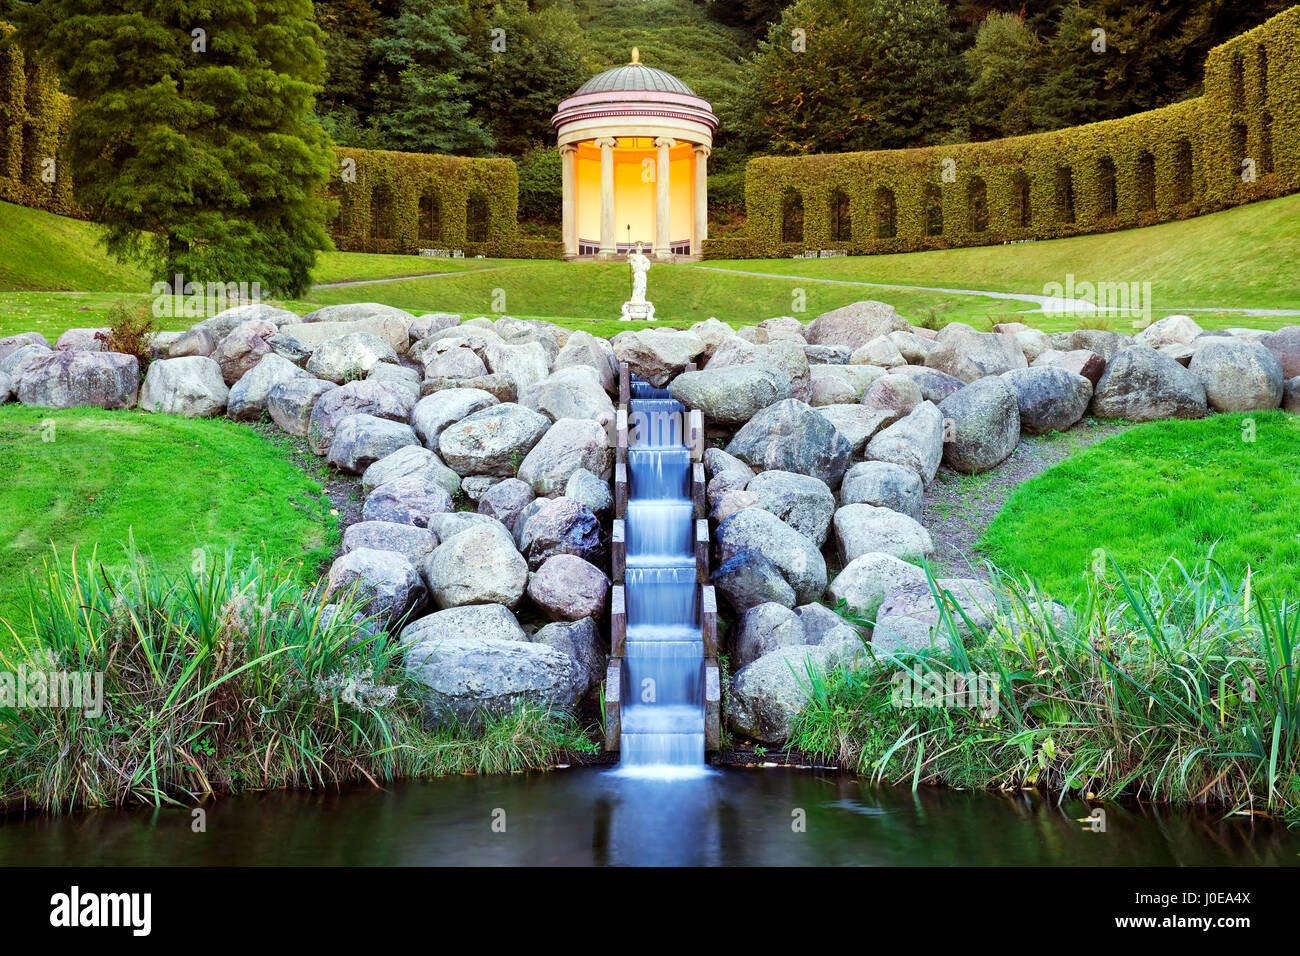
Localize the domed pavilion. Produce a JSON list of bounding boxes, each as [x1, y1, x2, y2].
[[551, 50, 718, 261]]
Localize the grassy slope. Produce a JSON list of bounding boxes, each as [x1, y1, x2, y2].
[[0, 407, 339, 633], [708, 193, 1300, 314], [980, 412, 1300, 602]]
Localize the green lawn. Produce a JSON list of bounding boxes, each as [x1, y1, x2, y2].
[[980, 412, 1300, 602], [0, 407, 339, 637], [2, 190, 1297, 341]]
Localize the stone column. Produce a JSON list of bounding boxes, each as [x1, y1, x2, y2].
[[595, 137, 618, 257], [560, 144, 578, 258], [692, 144, 710, 256], [654, 136, 675, 259]]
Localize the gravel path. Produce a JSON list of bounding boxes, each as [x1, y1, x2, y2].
[[920, 419, 1128, 580]]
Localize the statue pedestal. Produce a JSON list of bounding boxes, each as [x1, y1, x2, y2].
[[619, 300, 656, 322]]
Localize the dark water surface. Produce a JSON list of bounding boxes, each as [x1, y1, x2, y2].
[[1, 768, 1295, 866]]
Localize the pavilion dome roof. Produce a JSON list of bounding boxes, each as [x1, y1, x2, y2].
[[573, 62, 696, 98]]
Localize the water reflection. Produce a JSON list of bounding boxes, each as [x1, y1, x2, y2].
[[0, 769, 1296, 866]]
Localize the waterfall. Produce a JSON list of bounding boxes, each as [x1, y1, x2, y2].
[[617, 378, 707, 777]]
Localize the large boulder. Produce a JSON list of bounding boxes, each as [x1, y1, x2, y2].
[[1091, 346, 1207, 421], [285, 315, 409, 355], [532, 618, 606, 695], [826, 551, 928, 620], [924, 323, 1027, 383], [266, 377, 338, 437], [688, 317, 737, 361], [890, 365, 966, 404], [553, 330, 619, 394], [865, 401, 944, 485], [1134, 314, 1203, 350], [1286, 377, 1300, 414], [709, 548, 797, 612], [517, 496, 603, 570], [0, 332, 51, 363], [729, 644, 833, 743], [733, 603, 806, 669], [192, 304, 296, 346], [527, 554, 610, 622], [226, 353, 312, 421], [327, 414, 419, 474], [1033, 348, 1106, 386], [833, 503, 933, 563], [839, 461, 923, 520], [849, 335, 906, 368], [745, 470, 836, 547], [813, 404, 893, 456], [725, 399, 852, 489], [437, 402, 550, 477], [423, 522, 528, 609], [138, 356, 229, 416], [411, 388, 499, 449], [1187, 340, 1284, 412], [0, 343, 51, 387], [565, 468, 613, 517], [212, 319, 278, 385], [300, 302, 415, 325], [54, 327, 109, 351], [520, 365, 615, 424], [404, 636, 585, 726], [805, 301, 908, 349], [362, 471, 455, 527], [611, 329, 705, 387], [0, 370, 11, 404], [400, 603, 526, 647], [715, 508, 826, 605], [877, 576, 998, 643], [938, 376, 1021, 473], [325, 548, 427, 624], [166, 329, 216, 359], [342, 520, 438, 567], [706, 339, 810, 403], [516, 417, 614, 495], [808, 363, 885, 405], [1052, 328, 1129, 361], [476, 477, 536, 529], [307, 380, 416, 455], [1261, 326, 1300, 379], [361, 444, 459, 498], [860, 374, 923, 418], [1000, 366, 1093, 434], [667, 365, 791, 425], [485, 341, 550, 392], [422, 345, 488, 380], [18, 351, 139, 410], [305, 332, 398, 384]]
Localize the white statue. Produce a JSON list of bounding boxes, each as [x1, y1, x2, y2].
[[620, 241, 656, 321]]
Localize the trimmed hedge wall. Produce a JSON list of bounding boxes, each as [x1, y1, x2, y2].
[[0, 37, 76, 217], [711, 6, 1300, 259], [329, 146, 529, 257]]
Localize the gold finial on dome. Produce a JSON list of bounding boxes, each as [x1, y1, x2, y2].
[[630, 47, 640, 65]]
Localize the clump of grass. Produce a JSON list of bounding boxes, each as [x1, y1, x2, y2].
[[0, 544, 594, 811], [792, 554, 1300, 824]]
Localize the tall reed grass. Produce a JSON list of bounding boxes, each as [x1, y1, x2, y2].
[[793, 555, 1300, 824], [0, 544, 594, 812]]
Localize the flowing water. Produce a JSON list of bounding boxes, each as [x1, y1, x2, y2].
[[618, 379, 705, 776], [2, 770, 1295, 866]]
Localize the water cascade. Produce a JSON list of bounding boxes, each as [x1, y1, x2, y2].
[[606, 367, 719, 776]]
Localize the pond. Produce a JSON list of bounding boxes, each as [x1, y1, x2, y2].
[[2, 767, 1295, 866]]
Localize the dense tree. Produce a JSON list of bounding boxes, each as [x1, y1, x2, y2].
[[466, 0, 592, 154], [745, 0, 967, 154], [14, 0, 334, 297], [314, 0, 386, 144], [369, 0, 493, 154]]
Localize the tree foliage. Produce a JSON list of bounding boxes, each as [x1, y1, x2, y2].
[[745, 0, 966, 154], [14, 0, 334, 297]]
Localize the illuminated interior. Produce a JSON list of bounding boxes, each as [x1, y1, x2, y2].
[[574, 139, 695, 250]]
